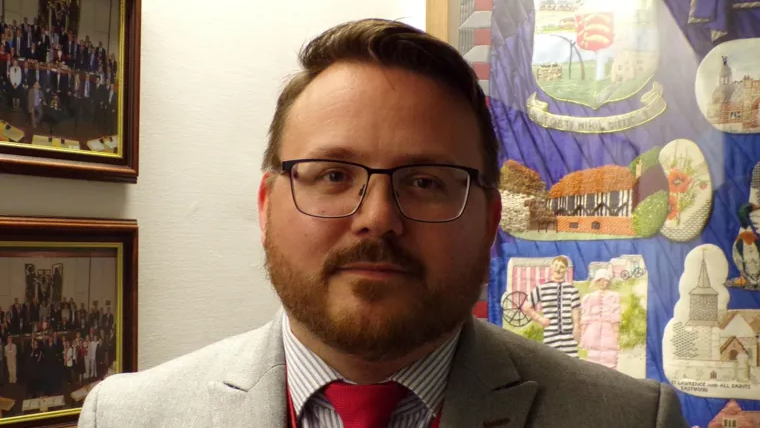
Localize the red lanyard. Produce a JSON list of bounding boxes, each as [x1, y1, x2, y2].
[[285, 371, 442, 428]]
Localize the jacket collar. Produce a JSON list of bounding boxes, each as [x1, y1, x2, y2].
[[206, 311, 537, 428], [207, 310, 288, 427], [440, 318, 538, 428]]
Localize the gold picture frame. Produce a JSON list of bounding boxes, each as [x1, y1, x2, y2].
[[0, 216, 138, 427], [0, 0, 141, 183]]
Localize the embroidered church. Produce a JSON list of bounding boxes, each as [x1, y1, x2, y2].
[[707, 56, 760, 132], [671, 255, 760, 383]]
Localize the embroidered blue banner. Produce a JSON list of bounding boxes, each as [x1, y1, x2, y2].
[[486, 0, 760, 425]]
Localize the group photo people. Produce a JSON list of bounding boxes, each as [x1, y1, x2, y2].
[[0, 10, 119, 149], [0, 295, 118, 417]]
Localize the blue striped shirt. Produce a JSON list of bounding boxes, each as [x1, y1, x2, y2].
[[282, 313, 461, 428]]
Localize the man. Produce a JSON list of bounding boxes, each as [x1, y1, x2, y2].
[[4, 336, 16, 384], [37, 27, 49, 59], [82, 73, 92, 120], [20, 60, 30, 109], [106, 82, 117, 133], [105, 306, 114, 333], [41, 64, 55, 95], [28, 41, 39, 62], [12, 28, 22, 58], [65, 35, 78, 67], [78, 19, 688, 428], [8, 58, 21, 111], [96, 41, 106, 63], [521, 256, 582, 357], [86, 46, 97, 71]]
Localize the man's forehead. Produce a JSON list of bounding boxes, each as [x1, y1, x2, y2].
[[279, 63, 481, 166]]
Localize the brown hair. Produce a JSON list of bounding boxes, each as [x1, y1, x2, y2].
[[552, 256, 569, 267], [262, 18, 500, 187]]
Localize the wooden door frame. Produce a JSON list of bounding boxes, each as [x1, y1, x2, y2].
[[426, 0, 451, 42]]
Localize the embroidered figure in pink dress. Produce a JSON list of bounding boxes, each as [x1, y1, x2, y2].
[[579, 269, 621, 370]]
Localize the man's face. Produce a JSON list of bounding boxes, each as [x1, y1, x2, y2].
[[551, 260, 567, 280], [259, 62, 500, 361]]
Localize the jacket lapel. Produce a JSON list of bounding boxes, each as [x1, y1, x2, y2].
[[207, 311, 288, 428], [440, 318, 538, 428], [208, 365, 287, 428]]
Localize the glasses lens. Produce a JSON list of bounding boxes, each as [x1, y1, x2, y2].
[[290, 161, 368, 217], [393, 166, 470, 222]]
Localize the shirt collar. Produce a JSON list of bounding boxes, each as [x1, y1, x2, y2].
[[282, 312, 461, 418]]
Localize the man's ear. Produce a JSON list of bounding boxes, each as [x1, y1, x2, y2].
[[487, 188, 502, 246], [258, 172, 274, 246]]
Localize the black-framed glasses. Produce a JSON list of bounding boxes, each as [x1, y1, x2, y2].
[[280, 159, 491, 223]]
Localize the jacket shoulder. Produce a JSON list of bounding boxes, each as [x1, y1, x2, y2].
[[473, 320, 687, 427], [78, 322, 276, 428]]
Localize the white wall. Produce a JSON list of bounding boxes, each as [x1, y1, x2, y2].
[[2, 0, 38, 26], [0, 0, 426, 370], [0, 256, 115, 309], [79, 0, 120, 56]]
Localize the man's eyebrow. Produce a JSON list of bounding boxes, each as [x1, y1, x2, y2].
[[303, 146, 459, 166], [304, 146, 357, 161]]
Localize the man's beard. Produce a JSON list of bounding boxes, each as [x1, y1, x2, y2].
[[264, 227, 488, 362]]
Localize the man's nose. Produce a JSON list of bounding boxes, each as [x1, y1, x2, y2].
[[349, 174, 405, 238]]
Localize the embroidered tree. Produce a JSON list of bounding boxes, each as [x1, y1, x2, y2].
[[619, 293, 647, 350], [627, 147, 662, 178], [499, 161, 553, 233], [500, 160, 547, 196], [631, 190, 668, 237]]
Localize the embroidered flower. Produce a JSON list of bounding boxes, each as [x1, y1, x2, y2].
[[668, 170, 691, 193], [667, 195, 679, 220]]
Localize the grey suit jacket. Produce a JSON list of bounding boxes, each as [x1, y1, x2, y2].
[[78, 312, 689, 427]]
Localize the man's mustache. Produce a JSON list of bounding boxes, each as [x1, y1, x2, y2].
[[323, 239, 425, 278]]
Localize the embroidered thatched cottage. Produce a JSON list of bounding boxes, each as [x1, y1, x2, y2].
[[548, 165, 639, 235]]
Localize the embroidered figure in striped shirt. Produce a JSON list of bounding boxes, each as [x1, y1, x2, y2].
[[521, 256, 581, 357]]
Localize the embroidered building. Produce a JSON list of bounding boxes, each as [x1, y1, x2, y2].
[[706, 400, 760, 428], [536, 63, 563, 81], [610, 50, 658, 83], [707, 56, 760, 132], [548, 165, 638, 235], [674, 256, 760, 384]]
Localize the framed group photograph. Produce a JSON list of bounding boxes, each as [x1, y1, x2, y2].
[[0, 0, 141, 183], [0, 216, 137, 427]]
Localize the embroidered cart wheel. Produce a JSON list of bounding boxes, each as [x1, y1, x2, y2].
[[621, 270, 631, 280], [633, 267, 646, 278], [501, 291, 532, 327]]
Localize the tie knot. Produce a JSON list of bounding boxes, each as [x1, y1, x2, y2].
[[323, 380, 408, 428]]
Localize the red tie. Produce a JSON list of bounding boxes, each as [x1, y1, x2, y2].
[[323, 380, 408, 428]]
